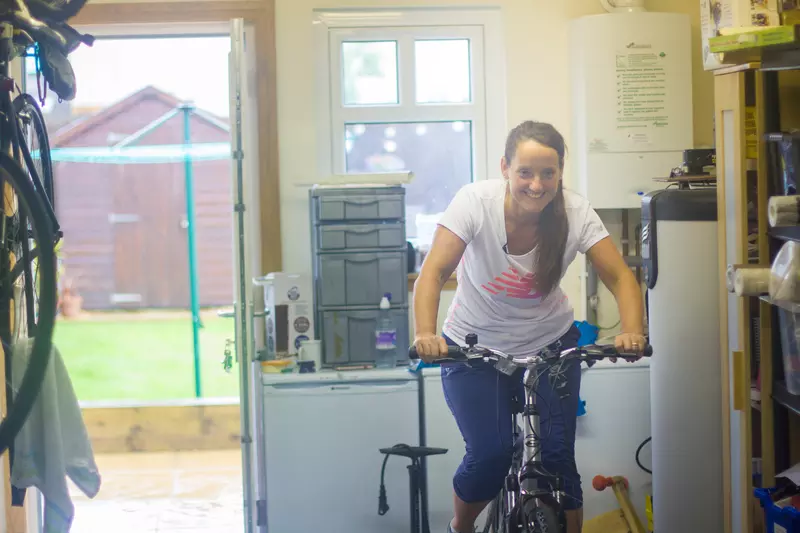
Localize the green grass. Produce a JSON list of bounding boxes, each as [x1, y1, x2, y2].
[[53, 314, 241, 402]]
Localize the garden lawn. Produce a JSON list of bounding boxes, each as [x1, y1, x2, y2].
[[52, 314, 241, 402]]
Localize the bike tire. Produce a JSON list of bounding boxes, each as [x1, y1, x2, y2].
[[0, 152, 57, 453], [14, 93, 55, 208], [522, 496, 565, 533]]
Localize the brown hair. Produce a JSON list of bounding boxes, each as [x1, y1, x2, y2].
[[503, 121, 569, 297]]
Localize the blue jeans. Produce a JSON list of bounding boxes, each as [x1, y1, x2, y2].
[[441, 325, 583, 509]]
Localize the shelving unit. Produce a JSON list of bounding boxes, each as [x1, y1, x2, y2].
[[712, 25, 800, 533]]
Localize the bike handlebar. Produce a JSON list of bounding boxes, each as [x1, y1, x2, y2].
[[408, 337, 652, 367]]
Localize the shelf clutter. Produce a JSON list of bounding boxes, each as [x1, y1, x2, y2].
[[711, 14, 800, 533]]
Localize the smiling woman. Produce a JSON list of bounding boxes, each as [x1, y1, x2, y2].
[[412, 120, 645, 533]]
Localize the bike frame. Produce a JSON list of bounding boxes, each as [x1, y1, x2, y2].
[[409, 337, 651, 533], [0, 20, 60, 235], [499, 361, 567, 530]]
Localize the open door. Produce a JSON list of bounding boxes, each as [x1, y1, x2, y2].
[[229, 18, 265, 533]]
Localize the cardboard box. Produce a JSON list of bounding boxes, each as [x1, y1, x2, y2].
[[701, 0, 781, 70], [260, 273, 315, 359]]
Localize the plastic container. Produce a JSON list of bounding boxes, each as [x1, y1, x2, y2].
[[310, 187, 405, 222], [374, 293, 398, 368], [770, 240, 800, 303], [318, 307, 409, 366], [777, 308, 800, 395], [766, 133, 800, 196], [316, 251, 407, 308], [316, 223, 406, 251], [755, 487, 800, 533]]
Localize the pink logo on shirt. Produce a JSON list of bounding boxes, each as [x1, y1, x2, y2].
[[481, 267, 542, 299]]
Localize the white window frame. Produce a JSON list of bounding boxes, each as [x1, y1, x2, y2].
[[313, 7, 507, 184]]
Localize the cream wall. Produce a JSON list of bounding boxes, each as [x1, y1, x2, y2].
[[275, 0, 714, 337]]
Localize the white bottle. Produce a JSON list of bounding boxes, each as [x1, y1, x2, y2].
[[374, 293, 397, 368]]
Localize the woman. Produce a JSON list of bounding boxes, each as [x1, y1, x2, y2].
[[412, 121, 645, 533]]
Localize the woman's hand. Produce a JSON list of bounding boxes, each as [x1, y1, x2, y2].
[[413, 334, 449, 363], [614, 332, 647, 361]]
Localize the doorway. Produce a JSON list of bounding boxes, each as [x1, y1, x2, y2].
[[19, 19, 264, 532], [27, 32, 238, 401]]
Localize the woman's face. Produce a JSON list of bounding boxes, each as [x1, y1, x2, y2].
[[501, 139, 562, 215]]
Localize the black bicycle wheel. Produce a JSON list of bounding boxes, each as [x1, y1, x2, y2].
[[14, 93, 55, 209], [522, 496, 565, 533], [0, 152, 57, 453]]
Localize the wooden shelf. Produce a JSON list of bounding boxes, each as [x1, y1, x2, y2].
[[773, 381, 800, 416], [762, 45, 800, 71], [770, 226, 800, 243], [714, 40, 800, 529]]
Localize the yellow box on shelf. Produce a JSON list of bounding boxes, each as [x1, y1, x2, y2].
[[709, 24, 799, 52]]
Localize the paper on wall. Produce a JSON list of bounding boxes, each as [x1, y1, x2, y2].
[[777, 461, 800, 485], [700, 0, 781, 71]]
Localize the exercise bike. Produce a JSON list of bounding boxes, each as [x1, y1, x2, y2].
[[381, 333, 652, 533]]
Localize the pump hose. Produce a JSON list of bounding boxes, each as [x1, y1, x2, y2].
[[636, 436, 652, 475]]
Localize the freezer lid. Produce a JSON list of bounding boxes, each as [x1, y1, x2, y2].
[[261, 370, 342, 386], [261, 367, 418, 387], [582, 358, 651, 371], [421, 366, 443, 378]]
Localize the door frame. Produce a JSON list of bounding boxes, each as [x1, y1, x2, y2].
[[73, 1, 281, 276]]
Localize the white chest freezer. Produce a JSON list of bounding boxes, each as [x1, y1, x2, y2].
[[259, 368, 421, 533]]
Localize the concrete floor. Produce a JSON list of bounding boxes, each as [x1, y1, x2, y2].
[[69, 450, 243, 533]]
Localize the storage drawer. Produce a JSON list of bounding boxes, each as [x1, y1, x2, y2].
[[320, 308, 409, 366], [316, 251, 407, 308], [316, 223, 406, 251], [313, 191, 405, 222]]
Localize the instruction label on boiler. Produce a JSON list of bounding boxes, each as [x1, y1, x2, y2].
[[615, 48, 669, 138]]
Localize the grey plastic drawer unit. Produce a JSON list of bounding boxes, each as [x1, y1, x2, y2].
[[316, 223, 406, 251], [311, 187, 405, 222], [316, 251, 407, 308], [320, 308, 410, 365]]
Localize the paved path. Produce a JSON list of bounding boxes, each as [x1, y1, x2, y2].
[[69, 450, 243, 532]]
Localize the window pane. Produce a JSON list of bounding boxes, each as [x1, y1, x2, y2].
[[342, 41, 398, 105], [415, 40, 471, 104], [344, 121, 473, 253]]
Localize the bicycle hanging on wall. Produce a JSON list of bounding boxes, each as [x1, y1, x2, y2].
[[0, 0, 93, 453]]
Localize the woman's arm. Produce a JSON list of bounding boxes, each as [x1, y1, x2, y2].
[[413, 226, 467, 359], [585, 236, 646, 351]]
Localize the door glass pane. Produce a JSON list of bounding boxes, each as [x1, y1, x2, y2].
[[415, 39, 471, 104], [344, 121, 473, 255], [342, 41, 398, 105], [24, 36, 237, 402]]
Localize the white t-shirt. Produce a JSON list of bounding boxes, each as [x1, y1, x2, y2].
[[438, 178, 609, 356]]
